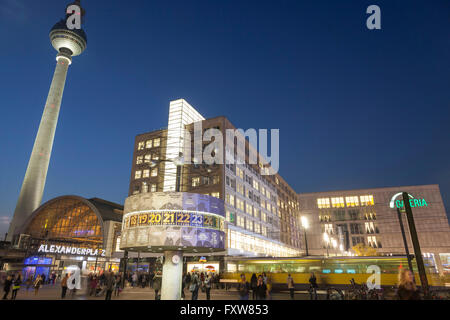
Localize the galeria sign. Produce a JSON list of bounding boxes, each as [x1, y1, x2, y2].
[[38, 244, 105, 257], [396, 198, 428, 209]]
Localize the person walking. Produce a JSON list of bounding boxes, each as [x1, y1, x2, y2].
[[114, 275, 122, 297], [61, 273, 69, 299], [190, 272, 201, 300], [397, 269, 421, 300], [2, 275, 12, 300], [309, 272, 318, 300], [33, 275, 43, 296], [105, 272, 115, 300], [250, 273, 258, 300], [131, 272, 138, 287], [266, 275, 273, 300], [153, 272, 162, 300], [237, 274, 250, 300], [25, 275, 33, 294], [89, 275, 98, 296], [287, 274, 295, 300], [204, 274, 212, 300], [10, 274, 22, 300], [256, 275, 267, 300]]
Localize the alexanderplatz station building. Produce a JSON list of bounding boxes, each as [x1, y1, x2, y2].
[[4, 99, 450, 278]]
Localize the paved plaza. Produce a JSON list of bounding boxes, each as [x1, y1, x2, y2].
[[4, 283, 327, 301]]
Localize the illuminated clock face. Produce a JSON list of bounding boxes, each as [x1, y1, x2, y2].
[[172, 255, 180, 264]]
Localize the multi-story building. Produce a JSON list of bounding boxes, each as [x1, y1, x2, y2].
[[128, 99, 301, 257], [298, 184, 450, 275]]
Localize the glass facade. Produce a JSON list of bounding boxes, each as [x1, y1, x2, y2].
[[24, 197, 103, 249]]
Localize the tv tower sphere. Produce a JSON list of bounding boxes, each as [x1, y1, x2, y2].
[[50, 1, 87, 61]]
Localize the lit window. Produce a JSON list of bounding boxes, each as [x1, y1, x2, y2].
[[254, 223, 261, 234], [237, 183, 244, 195], [226, 194, 235, 207], [144, 154, 151, 163], [261, 212, 266, 222], [211, 192, 220, 199], [318, 198, 331, 209], [253, 180, 259, 191], [150, 184, 157, 192], [135, 170, 142, 179], [192, 177, 200, 187], [365, 222, 375, 233], [331, 197, 345, 208], [236, 198, 244, 211], [213, 176, 220, 184], [324, 224, 333, 234], [236, 167, 244, 179], [143, 169, 150, 178], [136, 156, 143, 165], [368, 236, 378, 248], [152, 154, 159, 160], [142, 182, 148, 193], [360, 195, 374, 206], [153, 138, 161, 147], [151, 168, 158, 177], [138, 142, 145, 150], [246, 203, 253, 215], [145, 140, 152, 149], [345, 196, 359, 207], [246, 219, 253, 231]]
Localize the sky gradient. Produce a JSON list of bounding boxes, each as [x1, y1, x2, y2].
[[0, 0, 449, 237]]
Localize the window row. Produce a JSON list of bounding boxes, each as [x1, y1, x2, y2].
[[136, 153, 160, 165], [135, 168, 158, 179], [137, 138, 161, 151], [191, 176, 220, 187], [317, 195, 375, 209], [226, 194, 275, 217]]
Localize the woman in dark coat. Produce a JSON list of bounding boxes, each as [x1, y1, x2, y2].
[[250, 273, 258, 300], [2, 275, 12, 300], [255, 275, 267, 300]]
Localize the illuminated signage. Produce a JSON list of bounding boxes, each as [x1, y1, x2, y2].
[[124, 210, 224, 232], [389, 192, 428, 209], [37, 244, 105, 257], [395, 198, 428, 209]]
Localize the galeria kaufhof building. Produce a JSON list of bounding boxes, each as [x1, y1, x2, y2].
[[298, 184, 450, 275], [7, 196, 125, 279]]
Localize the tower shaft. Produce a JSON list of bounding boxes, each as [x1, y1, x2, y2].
[[7, 54, 71, 241]]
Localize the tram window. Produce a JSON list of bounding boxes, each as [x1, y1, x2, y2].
[[322, 269, 331, 274]]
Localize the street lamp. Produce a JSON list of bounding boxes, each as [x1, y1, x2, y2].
[[300, 216, 309, 256]]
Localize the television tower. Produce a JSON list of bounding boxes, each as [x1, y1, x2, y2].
[[7, 1, 87, 242]]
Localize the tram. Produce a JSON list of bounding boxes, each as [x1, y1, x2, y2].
[[222, 256, 448, 288]]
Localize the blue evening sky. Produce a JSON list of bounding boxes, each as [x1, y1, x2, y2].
[[0, 0, 449, 236]]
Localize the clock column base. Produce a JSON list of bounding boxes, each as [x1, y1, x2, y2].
[[161, 250, 183, 300]]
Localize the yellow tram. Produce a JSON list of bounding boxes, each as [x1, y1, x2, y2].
[[222, 256, 449, 287]]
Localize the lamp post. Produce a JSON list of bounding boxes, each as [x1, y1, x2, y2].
[[301, 216, 309, 256]]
